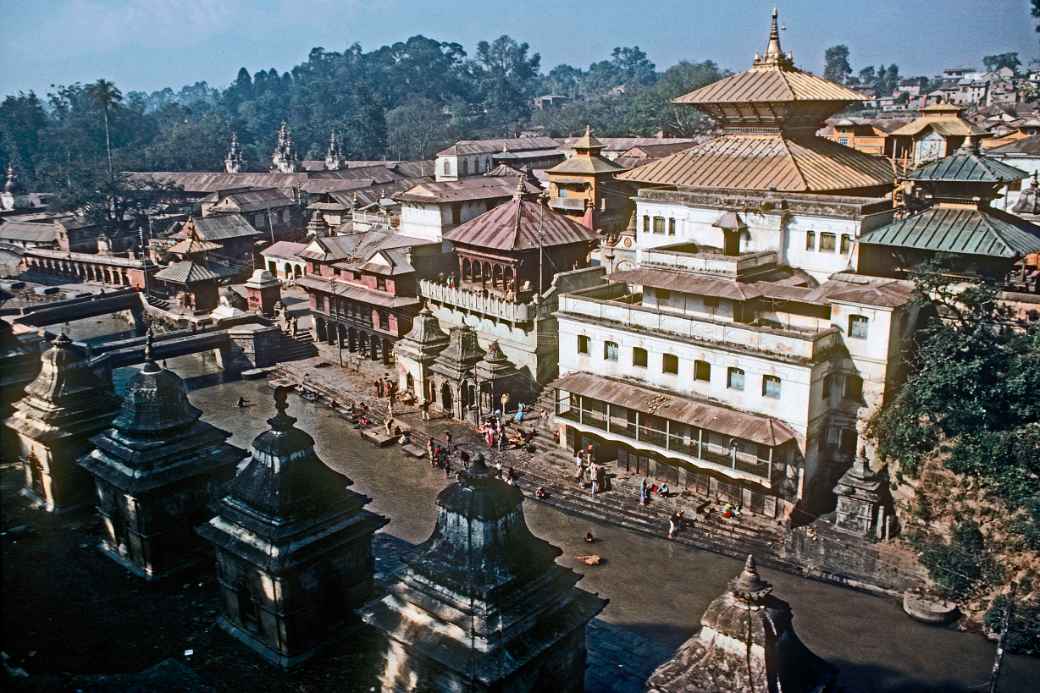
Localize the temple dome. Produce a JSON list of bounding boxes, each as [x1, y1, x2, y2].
[[112, 337, 201, 435], [25, 333, 108, 408]]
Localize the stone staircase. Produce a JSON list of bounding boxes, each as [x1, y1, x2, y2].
[[276, 330, 317, 362]]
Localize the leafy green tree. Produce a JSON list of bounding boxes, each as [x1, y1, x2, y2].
[[472, 35, 541, 127], [85, 79, 123, 182], [611, 46, 656, 87], [823, 45, 852, 84], [982, 52, 1021, 74], [386, 97, 452, 160]]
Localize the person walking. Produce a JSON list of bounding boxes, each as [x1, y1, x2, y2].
[[420, 398, 431, 422], [427, 438, 436, 466], [668, 512, 678, 539], [374, 379, 382, 398], [639, 477, 649, 506], [574, 450, 584, 484], [590, 463, 600, 495]]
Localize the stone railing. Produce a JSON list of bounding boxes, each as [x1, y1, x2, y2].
[[419, 279, 546, 323], [558, 292, 839, 362], [640, 248, 777, 277]]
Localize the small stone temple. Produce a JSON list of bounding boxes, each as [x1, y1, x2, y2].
[[197, 385, 388, 668], [393, 304, 449, 403], [646, 555, 837, 693], [428, 325, 485, 421], [360, 453, 607, 692], [243, 268, 281, 316], [79, 336, 245, 579], [5, 333, 121, 511], [832, 447, 891, 540]]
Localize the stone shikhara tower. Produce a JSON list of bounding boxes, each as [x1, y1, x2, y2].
[[224, 131, 244, 174], [197, 385, 388, 668], [360, 453, 607, 692], [79, 337, 245, 579], [646, 555, 837, 693], [270, 121, 298, 173], [5, 333, 120, 512]]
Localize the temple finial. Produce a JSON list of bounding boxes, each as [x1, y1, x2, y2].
[[144, 328, 154, 362], [268, 384, 297, 431]]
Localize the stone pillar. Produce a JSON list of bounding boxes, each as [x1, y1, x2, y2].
[[832, 447, 891, 540]]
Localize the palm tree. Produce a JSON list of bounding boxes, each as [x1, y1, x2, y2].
[[85, 79, 122, 182]]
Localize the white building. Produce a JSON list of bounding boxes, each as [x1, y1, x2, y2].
[[395, 177, 541, 243], [434, 137, 562, 182], [554, 251, 918, 516]]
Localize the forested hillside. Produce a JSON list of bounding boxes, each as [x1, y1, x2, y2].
[[0, 34, 726, 194]]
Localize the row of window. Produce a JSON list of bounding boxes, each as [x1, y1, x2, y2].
[[805, 230, 852, 254], [314, 295, 391, 330], [578, 336, 784, 398], [642, 215, 677, 236]]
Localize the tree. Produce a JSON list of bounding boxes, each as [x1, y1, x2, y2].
[[872, 261, 1040, 654], [386, 97, 452, 160], [1033, 0, 1040, 36], [472, 35, 541, 127], [983, 52, 1021, 74], [823, 45, 852, 84], [858, 65, 877, 89], [611, 46, 657, 87], [85, 79, 123, 182]]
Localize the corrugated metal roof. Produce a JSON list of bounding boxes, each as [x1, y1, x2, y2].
[[555, 372, 797, 447], [177, 214, 261, 241], [395, 177, 540, 204], [888, 117, 988, 138], [618, 132, 893, 192], [675, 65, 865, 105], [437, 137, 560, 157], [260, 241, 307, 259], [218, 188, 294, 212], [297, 274, 420, 309], [0, 221, 57, 244], [444, 196, 598, 252], [546, 154, 625, 176], [908, 148, 1028, 183], [859, 207, 1040, 258], [154, 260, 230, 285], [557, 136, 696, 152]]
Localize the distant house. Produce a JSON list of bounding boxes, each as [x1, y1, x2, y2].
[[394, 176, 541, 242], [887, 103, 988, 166], [260, 241, 308, 281], [172, 214, 263, 262], [201, 187, 300, 240], [434, 137, 562, 182], [532, 94, 570, 110]]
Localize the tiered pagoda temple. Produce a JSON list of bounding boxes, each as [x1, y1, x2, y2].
[[79, 336, 245, 579], [859, 139, 1040, 289], [647, 555, 837, 693], [619, 9, 893, 196], [5, 333, 121, 512], [360, 453, 607, 692], [197, 385, 388, 668]]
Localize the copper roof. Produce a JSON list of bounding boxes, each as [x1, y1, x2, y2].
[[859, 207, 1040, 258], [444, 193, 598, 252], [888, 118, 987, 138], [546, 153, 625, 176], [260, 241, 307, 259], [297, 275, 421, 309], [437, 136, 559, 157], [618, 132, 893, 192], [556, 372, 797, 447], [176, 214, 261, 241]]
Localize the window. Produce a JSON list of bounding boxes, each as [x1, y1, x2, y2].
[[668, 218, 676, 235], [805, 230, 816, 251], [443, 160, 452, 176], [694, 359, 711, 382], [653, 216, 665, 234], [378, 312, 390, 330], [848, 315, 869, 339], [822, 373, 834, 400], [840, 234, 851, 254], [819, 232, 837, 252], [352, 270, 362, 280], [578, 335, 590, 354], [838, 137, 849, 146], [762, 375, 781, 398], [656, 288, 671, 302], [376, 276, 387, 291], [633, 347, 648, 368], [333, 268, 342, 277], [451, 204, 462, 225], [315, 295, 325, 312], [642, 215, 650, 233], [604, 341, 619, 361], [727, 367, 745, 391], [844, 374, 864, 402], [662, 353, 679, 374]]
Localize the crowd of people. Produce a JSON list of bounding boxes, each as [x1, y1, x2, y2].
[[573, 444, 609, 494]]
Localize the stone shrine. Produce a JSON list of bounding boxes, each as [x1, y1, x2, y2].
[[197, 385, 388, 668], [428, 325, 485, 421], [393, 304, 450, 404], [360, 454, 607, 692], [5, 333, 121, 512], [243, 268, 281, 316], [646, 555, 837, 693], [79, 336, 245, 579], [832, 447, 891, 540]]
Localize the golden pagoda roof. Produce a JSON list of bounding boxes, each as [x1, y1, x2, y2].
[[675, 10, 865, 106], [618, 131, 894, 192], [570, 125, 604, 151]]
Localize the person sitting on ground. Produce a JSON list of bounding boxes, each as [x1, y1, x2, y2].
[[659, 482, 670, 497], [398, 429, 410, 446], [236, 397, 248, 408], [584, 531, 595, 544], [535, 486, 548, 499]]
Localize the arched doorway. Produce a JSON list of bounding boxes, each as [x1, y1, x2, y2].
[[440, 382, 453, 413], [406, 372, 415, 394]]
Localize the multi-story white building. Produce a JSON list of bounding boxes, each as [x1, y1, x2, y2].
[[434, 137, 563, 182], [395, 177, 541, 243], [554, 249, 918, 516]]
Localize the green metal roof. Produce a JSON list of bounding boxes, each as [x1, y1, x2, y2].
[[858, 207, 1040, 258], [908, 148, 1028, 184]]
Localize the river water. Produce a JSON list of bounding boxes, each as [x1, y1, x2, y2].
[[64, 316, 1036, 693]]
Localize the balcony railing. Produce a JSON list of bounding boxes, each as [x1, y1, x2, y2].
[[419, 279, 547, 323], [641, 248, 777, 278], [557, 405, 772, 482], [558, 292, 839, 362]]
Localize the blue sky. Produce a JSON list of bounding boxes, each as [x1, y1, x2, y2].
[[0, 0, 1034, 97]]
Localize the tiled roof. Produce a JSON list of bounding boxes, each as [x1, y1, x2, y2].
[[908, 147, 1028, 183], [618, 132, 893, 192], [260, 241, 307, 259], [218, 188, 294, 212], [298, 230, 431, 263], [154, 260, 228, 285], [556, 371, 797, 447], [859, 207, 1040, 258], [437, 137, 559, 157], [0, 221, 57, 244], [546, 154, 625, 176], [296, 275, 421, 309], [395, 177, 540, 204], [177, 214, 261, 241], [444, 196, 598, 252]]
